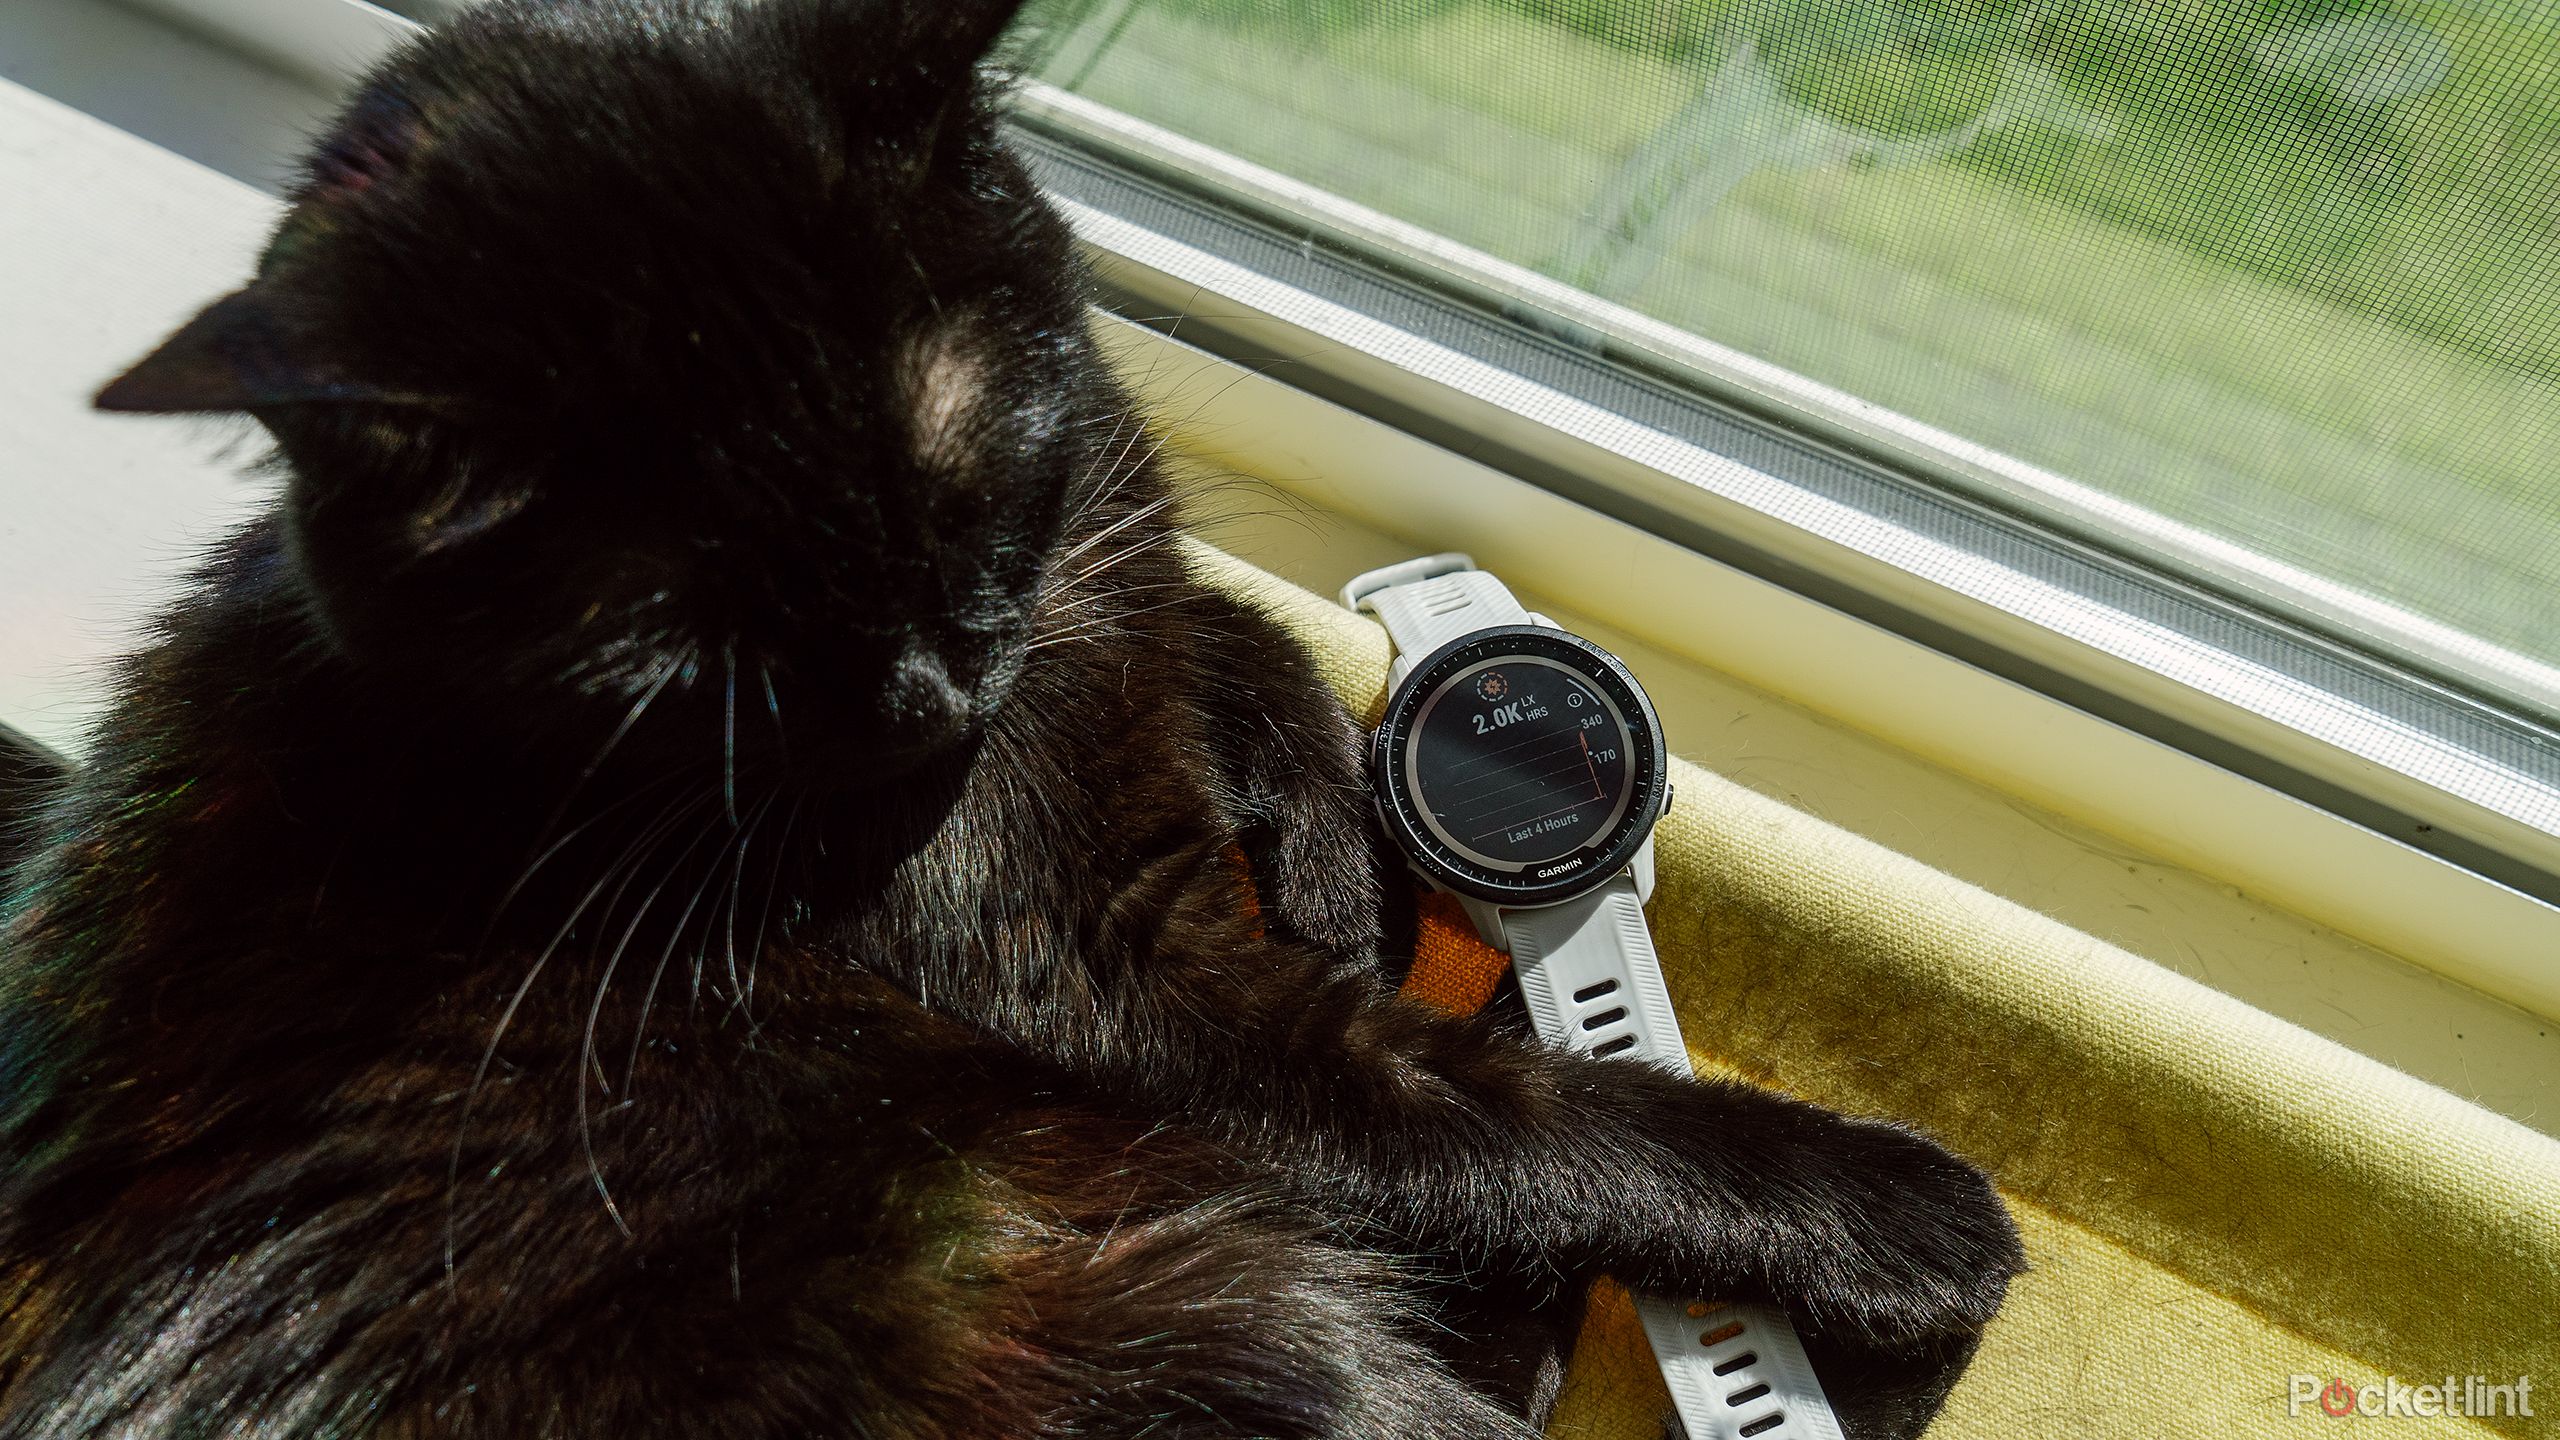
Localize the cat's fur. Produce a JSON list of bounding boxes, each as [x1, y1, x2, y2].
[[0, 726, 61, 891], [0, 1, 2021, 1434]]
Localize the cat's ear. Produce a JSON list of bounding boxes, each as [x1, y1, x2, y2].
[[804, 0, 1029, 184], [897, 0, 1032, 91], [94, 285, 416, 414]]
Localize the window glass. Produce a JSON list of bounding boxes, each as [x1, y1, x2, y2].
[[1025, 0, 2560, 671]]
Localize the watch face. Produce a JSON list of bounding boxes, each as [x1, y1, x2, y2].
[[1375, 626, 1666, 906]]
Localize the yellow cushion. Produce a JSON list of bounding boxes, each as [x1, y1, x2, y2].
[[1193, 542, 2560, 1439]]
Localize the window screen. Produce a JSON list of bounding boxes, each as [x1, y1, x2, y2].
[[1023, 0, 2560, 674]]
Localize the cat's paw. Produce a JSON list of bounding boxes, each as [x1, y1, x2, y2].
[[1586, 1076, 2022, 1350], [1757, 1117, 2024, 1348]]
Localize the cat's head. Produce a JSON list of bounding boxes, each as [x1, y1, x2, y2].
[[99, 0, 1106, 788]]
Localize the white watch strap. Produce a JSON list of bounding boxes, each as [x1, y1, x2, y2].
[[1348, 554, 1849, 1440], [1508, 882, 1845, 1440], [1633, 1295, 1847, 1440], [1505, 876, 1685, 1071], [1341, 554, 1528, 682]]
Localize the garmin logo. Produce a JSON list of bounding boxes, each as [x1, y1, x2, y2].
[[1535, 858, 1586, 879]]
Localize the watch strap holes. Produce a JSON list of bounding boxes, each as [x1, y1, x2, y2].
[[1579, 1006, 1630, 1031], [1419, 581, 1473, 616], [1572, 978, 1620, 1002]]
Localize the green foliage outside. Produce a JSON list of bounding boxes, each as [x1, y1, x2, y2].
[[1025, 0, 2560, 663]]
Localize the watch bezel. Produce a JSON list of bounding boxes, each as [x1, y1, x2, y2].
[[1371, 624, 1668, 908]]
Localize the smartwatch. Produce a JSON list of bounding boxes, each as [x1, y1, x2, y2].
[[1345, 554, 1844, 1440]]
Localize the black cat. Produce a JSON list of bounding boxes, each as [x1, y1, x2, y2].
[[0, 1, 2019, 1434]]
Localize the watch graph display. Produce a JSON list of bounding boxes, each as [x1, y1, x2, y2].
[[1374, 626, 1666, 906], [1411, 657, 1633, 867]]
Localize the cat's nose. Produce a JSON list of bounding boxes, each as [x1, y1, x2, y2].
[[887, 644, 972, 745]]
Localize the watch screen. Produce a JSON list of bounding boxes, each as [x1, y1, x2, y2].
[[1408, 657, 1635, 869]]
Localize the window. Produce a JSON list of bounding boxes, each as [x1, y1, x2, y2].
[[1018, 0, 2560, 701], [967, 0, 2560, 941]]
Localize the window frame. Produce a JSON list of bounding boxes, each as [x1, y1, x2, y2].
[[121, 0, 414, 89], [1005, 99, 2560, 860]]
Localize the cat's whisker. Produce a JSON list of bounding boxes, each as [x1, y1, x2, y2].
[[1053, 487, 1179, 579], [1037, 570, 1194, 618], [1054, 416, 1160, 553], [1066, 340, 1312, 522], [583, 790, 708, 984], [1050, 483, 1157, 579], [620, 787, 774, 1100], [1090, 411, 1155, 501], [1032, 541, 1185, 640], [578, 646, 693, 795], [1075, 409, 1135, 486], [1094, 418, 1170, 490], [1069, 538, 1177, 603], [733, 790, 808, 1033], [1025, 592, 1217, 654], [1029, 579, 1198, 647], [704, 790, 780, 1012], [577, 787, 726, 1239], [478, 770, 691, 954], [486, 649, 694, 944], [1051, 516, 1180, 608], [1052, 415, 1130, 536], [722, 637, 740, 828], [1109, 429, 1179, 500], [444, 782, 705, 1277]]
